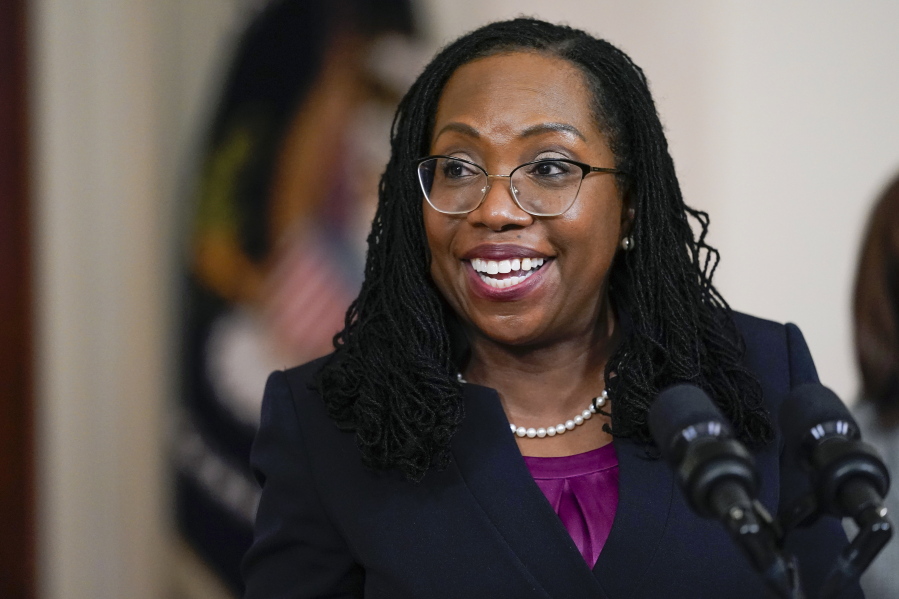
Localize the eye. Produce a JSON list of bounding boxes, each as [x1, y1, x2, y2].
[[528, 160, 573, 177], [441, 158, 480, 180]]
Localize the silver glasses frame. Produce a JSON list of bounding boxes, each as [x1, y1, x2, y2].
[[415, 155, 624, 217]]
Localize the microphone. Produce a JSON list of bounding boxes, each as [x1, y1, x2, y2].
[[649, 385, 799, 597], [780, 383, 892, 597], [780, 383, 890, 520], [649, 384, 758, 520]]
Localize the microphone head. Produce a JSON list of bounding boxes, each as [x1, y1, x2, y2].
[[780, 383, 890, 520], [779, 383, 860, 451], [649, 384, 732, 465]]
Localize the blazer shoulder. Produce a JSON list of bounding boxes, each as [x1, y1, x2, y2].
[[280, 352, 335, 386], [731, 310, 785, 340], [261, 353, 342, 433], [731, 311, 819, 388]]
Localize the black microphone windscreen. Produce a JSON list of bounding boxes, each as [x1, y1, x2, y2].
[[649, 384, 729, 460], [779, 383, 858, 448]]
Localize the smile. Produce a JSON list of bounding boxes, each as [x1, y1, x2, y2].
[[469, 257, 547, 289]]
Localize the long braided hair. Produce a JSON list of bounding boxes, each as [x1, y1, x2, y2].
[[314, 18, 773, 481]]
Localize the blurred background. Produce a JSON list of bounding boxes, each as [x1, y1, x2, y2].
[[3, 0, 899, 598]]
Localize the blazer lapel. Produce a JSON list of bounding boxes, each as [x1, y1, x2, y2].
[[592, 437, 674, 598], [451, 384, 608, 599]]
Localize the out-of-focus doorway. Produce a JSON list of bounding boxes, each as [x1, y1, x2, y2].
[[0, 0, 35, 597]]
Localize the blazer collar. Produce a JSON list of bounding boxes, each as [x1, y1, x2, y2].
[[592, 436, 674, 597], [451, 383, 673, 599]]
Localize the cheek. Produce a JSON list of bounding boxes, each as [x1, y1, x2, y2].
[[563, 199, 622, 245], [556, 196, 624, 280]]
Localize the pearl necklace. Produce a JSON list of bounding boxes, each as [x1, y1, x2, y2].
[[456, 373, 609, 439]]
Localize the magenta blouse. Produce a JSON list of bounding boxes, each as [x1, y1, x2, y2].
[[523, 443, 619, 567]]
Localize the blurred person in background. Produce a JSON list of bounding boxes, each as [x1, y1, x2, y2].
[[175, 0, 420, 595], [850, 171, 899, 599]]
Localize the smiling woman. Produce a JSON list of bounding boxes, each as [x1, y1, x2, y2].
[[241, 18, 861, 599], [424, 53, 627, 387]]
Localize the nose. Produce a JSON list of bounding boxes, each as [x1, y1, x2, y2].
[[467, 174, 533, 231]]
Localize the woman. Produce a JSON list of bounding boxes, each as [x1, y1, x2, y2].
[[850, 172, 899, 599], [242, 19, 859, 598]]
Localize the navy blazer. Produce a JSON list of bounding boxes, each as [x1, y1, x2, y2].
[[243, 313, 863, 598]]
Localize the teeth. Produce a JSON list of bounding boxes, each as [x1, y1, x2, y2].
[[477, 272, 532, 288], [469, 256, 548, 291], [470, 257, 546, 274], [470, 256, 551, 289]]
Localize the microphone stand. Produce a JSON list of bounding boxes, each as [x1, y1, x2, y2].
[[820, 497, 892, 598], [711, 483, 804, 599], [684, 439, 805, 598], [780, 487, 892, 599]]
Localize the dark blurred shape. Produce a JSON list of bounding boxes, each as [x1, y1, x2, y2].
[[855, 173, 899, 417], [0, 0, 35, 597], [849, 170, 899, 599], [200, 0, 415, 266], [175, 0, 419, 595]]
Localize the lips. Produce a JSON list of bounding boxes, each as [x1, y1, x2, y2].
[[461, 244, 548, 261], [461, 244, 552, 296]]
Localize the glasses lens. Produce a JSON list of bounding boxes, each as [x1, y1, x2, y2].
[[511, 160, 583, 216], [418, 157, 486, 214]]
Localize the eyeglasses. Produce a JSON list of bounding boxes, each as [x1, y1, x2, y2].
[[415, 155, 624, 217]]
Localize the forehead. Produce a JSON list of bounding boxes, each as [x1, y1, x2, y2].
[[432, 51, 602, 148]]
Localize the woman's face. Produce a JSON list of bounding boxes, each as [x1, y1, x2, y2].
[[424, 51, 630, 348]]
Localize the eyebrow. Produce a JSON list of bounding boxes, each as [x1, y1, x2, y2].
[[433, 121, 586, 143], [434, 122, 481, 140], [520, 122, 587, 142]]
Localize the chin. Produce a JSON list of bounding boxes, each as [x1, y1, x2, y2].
[[468, 314, 549, 348]]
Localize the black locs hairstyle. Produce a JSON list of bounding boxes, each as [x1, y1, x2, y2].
[[315, 18, 773, 481]]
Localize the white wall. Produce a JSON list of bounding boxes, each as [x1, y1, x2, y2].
[[31, 1, 899, 597], [704, 3, 899, 401]]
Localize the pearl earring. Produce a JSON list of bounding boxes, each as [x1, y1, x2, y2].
[[620, 236, 634, 251]]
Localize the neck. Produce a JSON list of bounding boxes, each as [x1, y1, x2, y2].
[[462, 304, 619, 424]]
